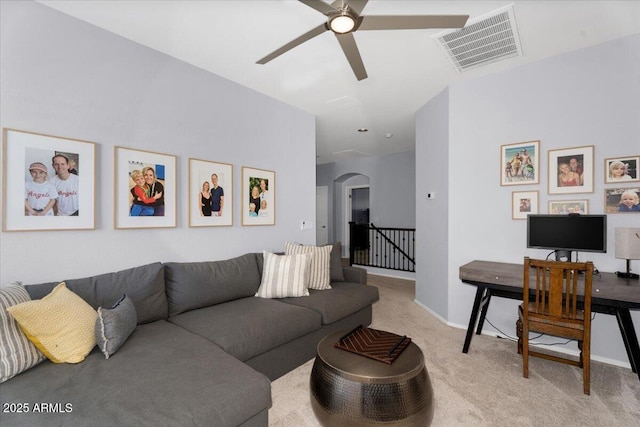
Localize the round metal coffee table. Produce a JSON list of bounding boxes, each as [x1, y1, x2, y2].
[[310, 329, 434, 426]]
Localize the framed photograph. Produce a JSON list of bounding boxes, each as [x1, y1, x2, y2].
[[188, 158, 233, 227], [604, 155, 639, 184], [605, 187, 640, 213], [548, 200, 588, 214], [2, 128, 96, 231], [548, 145, 594, 194], [512, 191, 538, 220], [500, 140, 540, 186], [114, 146, 177, 229], [242, 166, 275, 226]]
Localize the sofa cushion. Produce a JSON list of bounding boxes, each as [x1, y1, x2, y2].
[[96, 295, 137, 359], [330, 242, 345, 282], [165, 253, 262, 316], [277, 281, 380, 324], [0, 320, 271, 427], [25, 263, 167, 325], [169, 297, 322, 361], [0, 282, 45, 383], [255, 251, 311, 298], [285, 242, 333, 290], [7, 283, 98, 364]]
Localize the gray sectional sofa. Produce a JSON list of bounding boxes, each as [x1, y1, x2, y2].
[[0, 251, 379, 427]]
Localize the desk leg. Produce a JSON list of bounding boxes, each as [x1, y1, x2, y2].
[[463, 286, 487, 353], [615, 309, 640, 377], [476, 290, 492, 335]]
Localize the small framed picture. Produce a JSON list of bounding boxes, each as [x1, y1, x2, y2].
[[605, 187, 640, 213], [2, 128, 96, 231], [548, 200, 588, 214], [500, 140, 539, 186], [548, 146, 594, 194], [604, 155, 639, 184], [242, 166, 275, 226], [512, 191, 538, 220], [114, 146, 177, 229], [188, 158, 233, 227]]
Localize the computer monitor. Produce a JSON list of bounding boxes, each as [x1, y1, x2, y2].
[[527, 214, 607, 261]]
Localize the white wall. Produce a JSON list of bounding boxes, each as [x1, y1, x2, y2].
[[317, 150, 416, 244], [0, 1, 316, 285], [415, 88, 450, 319], [416, 34, 640, 366]]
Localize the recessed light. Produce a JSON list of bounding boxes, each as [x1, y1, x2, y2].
[[358, 128, 368, 132], [385, 133, 393, 138]]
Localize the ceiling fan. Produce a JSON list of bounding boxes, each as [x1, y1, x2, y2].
[[256, 0, 469, 81]]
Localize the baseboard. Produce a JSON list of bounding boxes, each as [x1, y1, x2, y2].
[[412, 299, 633, 370]]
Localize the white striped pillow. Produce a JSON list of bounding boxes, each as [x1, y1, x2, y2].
[[285, 242, 333, 290], [255, 251, 311, 298], [1, 282, 45, 383]]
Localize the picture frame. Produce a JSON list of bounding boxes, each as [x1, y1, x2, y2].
[[605, 187, 640, 214], [548, 145, 594, 194], [2, 128, 96, 231], [114, 146, 177, 229], [188, 158, 233, 227], [604, 155, 639, 184], [500, 140, 540, 186], [548, 200, 588, 215], [512, 190, 538, 220], [242, 166, 275, 226]]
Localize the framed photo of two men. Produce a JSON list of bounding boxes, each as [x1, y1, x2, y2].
[[2, 128, 96, 231], [188, 158, 233, 227]]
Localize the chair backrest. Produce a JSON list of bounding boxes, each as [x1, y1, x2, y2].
[[523, 257, 594, 322]]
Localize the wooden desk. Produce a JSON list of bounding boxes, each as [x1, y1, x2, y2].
[[459, 260, 640, 380]]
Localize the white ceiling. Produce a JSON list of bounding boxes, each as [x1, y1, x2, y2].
[[37, 1, 640, 164]]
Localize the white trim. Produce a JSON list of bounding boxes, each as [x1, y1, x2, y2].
[[412, 299, 632, 370]]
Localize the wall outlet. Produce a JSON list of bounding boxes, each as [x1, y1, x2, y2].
[[300, 220, 314, 230]]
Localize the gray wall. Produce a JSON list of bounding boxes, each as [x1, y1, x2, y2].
[[317, 150, 416, 249], [416, 34, 640, 366], [415, 88, 450, 320], [0, 1, 316, 285]]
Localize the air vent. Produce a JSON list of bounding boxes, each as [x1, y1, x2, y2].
[[433, 4, 522, 73]]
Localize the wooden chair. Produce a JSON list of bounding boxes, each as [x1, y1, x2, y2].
[[517, 257, 594, 394]]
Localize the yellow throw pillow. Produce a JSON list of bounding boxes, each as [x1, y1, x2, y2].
[[6, 282, 98, 364]]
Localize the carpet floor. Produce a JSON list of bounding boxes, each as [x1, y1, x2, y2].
[[269, 274, 640, 426]]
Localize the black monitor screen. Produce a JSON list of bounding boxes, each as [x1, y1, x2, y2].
[[527, 214, 607, 253]]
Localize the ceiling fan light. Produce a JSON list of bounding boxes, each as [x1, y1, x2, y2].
[[330, 13, 356, 34]]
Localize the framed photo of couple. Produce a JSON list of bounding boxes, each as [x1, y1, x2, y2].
[[189, 158, 233, 227], [2, 128, 96, 231], [548, 146, 594, 194], [242, 166, 275, 226], [114, 146, 177, 229]]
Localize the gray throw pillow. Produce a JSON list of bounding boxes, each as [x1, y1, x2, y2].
[[95, 295, 137, 359]]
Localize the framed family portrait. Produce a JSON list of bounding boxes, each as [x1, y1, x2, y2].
[[512, 190, 538, 220], [188, 158, 233, 227], [604, 155, 639, 184], [500, 140, 540, 186], [2, 128, 96, 231], [548, 145, 594, 194], [114, 146, 177, 229], [242, 166, 275, 226], [548, 200, 588, 214], [605, 187, 640, 213]]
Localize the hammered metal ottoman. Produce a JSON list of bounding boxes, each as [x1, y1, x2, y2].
[[310, 330, 434, 426]]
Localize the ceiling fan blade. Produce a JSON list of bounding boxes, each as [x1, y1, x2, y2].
[[330, 0, 369, 15], [335, 33, 367, 81], [358, 15, 469, 31], [299, 0, 337, 16], [256, 23, 328, 64]]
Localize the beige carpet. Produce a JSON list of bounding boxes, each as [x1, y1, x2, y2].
[[269, 275, 640, 426]]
